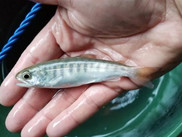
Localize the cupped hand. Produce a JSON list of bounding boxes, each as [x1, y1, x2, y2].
[[0, 0, 182, 136]]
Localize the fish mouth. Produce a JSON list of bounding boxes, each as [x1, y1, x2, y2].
[[16, 82, 32, 88]]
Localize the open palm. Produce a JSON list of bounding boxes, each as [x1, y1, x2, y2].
[[0, 0, 182, 136]]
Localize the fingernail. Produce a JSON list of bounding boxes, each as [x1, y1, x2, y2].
[[47, 115, 68, 137], [21, 116, 47, 137]]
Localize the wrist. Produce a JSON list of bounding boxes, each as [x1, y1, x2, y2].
[[175, 0, 182, 16]]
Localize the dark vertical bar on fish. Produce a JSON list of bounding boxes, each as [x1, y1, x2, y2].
[[77, 63, 81, 72], [69, 63, 74, 73], [84, 63, 87, 72], [53, 65, 57, 78], [60, 64, 64, 78]]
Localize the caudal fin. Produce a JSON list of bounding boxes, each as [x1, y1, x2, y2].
[[130, 67, 155, 89]]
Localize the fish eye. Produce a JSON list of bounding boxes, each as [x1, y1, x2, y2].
[[23, 73, 31, 79]]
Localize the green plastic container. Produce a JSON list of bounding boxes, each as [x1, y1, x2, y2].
[[1, 59, 182, 137]]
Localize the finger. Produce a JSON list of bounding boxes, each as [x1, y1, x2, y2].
[[21, 86, 88, 137], [102, 77, 139, 91], [46, 84, 122, 136], [5, 88, 57, 132], [0, 17, 63, 106]]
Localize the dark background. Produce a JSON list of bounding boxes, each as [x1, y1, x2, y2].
[[0, 0, 56, 72], [0, 0, 33, 47]]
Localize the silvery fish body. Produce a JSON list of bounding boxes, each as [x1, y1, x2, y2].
[[16, 57, 139, 88]]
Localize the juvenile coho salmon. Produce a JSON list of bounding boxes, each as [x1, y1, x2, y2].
[[16, 57, 153, 88]]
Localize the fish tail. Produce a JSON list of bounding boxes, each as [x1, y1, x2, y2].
[[130, 67, 155, 89]]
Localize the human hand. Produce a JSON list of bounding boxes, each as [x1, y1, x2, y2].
[[0, 0, 182, 136]]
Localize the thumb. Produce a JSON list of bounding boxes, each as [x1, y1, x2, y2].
[[32, 0, 58, 5]]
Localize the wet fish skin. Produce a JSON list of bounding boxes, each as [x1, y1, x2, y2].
[[16, 57, 145, 88]]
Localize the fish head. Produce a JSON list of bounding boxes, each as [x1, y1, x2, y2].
[[16, 67, 42, 88]]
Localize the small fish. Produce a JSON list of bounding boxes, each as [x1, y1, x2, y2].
[[16, 57, 153, 88]]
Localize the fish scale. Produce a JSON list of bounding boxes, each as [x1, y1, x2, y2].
[[15, 57, 153, 88]]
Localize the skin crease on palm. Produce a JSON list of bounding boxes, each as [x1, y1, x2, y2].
[[0, 0, 182, 136]]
